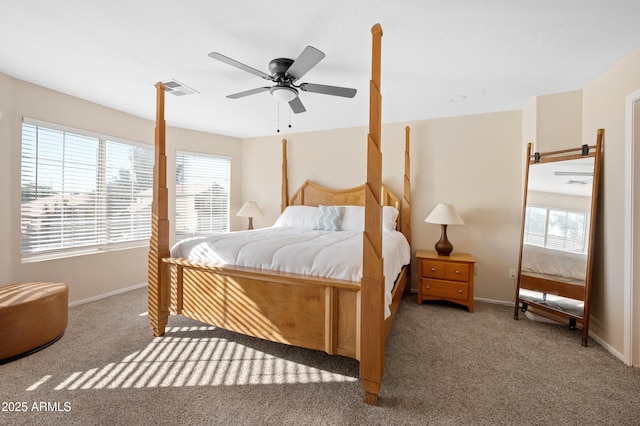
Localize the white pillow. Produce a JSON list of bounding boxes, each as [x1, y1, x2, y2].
[[313, 205, 345, 232], [340, 206, 365, 231], [383, 206, 399, 231], [273, 205, 318, 229], [339, 205, 399, 231]]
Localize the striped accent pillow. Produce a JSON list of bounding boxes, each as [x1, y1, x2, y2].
[[313, 205, 345, 232]]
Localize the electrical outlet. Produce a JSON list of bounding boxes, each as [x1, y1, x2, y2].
[[509, 268, 517, 279]]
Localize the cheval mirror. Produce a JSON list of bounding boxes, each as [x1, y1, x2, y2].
[[514, 129, 603, 346]]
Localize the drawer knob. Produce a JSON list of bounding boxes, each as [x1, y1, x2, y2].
[[431, 267, 436, 272], [458, 289, 463, 293], [455, 270, 460, 274], [426, 285, 430, 289]]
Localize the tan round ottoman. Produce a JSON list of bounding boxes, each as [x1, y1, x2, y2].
[[0, 282, 68, 364]]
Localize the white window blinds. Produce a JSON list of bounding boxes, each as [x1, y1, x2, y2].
[[524, 205, 588, 253], [175, 151, 230, 240], [21, 120, 153, 258]]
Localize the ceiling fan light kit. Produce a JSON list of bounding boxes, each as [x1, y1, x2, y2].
[[208, 46, 356, 115], [270, 85, 298, 102]]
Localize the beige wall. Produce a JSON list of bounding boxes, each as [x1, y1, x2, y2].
[[0, 74, 242, 303], [242, 126, 366, 228], [536, 90, 583, 152], [521, 90, 583, 152], [522, 96, 537, 147], [582, 47, 640, 354], [0, 73, 14, 284], [243, 111, 523, 303]]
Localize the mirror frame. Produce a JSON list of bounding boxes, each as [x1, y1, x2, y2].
[[514, 129, 604, 346]]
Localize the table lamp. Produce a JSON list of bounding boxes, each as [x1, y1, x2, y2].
[[237, 201, 263, 230], [424, 203, 465, 256]]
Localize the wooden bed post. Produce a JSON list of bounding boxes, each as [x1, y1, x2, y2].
[[361, 23, 384, 406], [402, 126, 411, 246], [281, 138, 288, 213], [148, 82, 170, 337], [402, 126, 412, 292]]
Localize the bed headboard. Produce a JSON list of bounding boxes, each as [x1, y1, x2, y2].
[[288, 179, 401, 211]]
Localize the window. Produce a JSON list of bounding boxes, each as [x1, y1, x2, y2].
[[524, 205, 589, 253], [175, 151, 230, 240], [21, 119, 154, 259]]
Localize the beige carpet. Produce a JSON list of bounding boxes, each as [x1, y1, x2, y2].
[[1, 287, 639, 425]]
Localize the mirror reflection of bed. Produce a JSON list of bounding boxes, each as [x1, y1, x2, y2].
[[514, 130, 603, 346], [519, 244, 586, 317]]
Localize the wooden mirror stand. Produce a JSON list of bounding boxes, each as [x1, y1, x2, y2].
[[514, 129, 603, 346]]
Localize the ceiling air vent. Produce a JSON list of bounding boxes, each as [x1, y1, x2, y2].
[[161, 79, 199, 96]]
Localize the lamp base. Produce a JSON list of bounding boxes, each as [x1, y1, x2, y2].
[[434, 224, 453, 256], [247, 217, 254, 230]]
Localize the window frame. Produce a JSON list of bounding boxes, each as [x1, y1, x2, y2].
[[174, 149, 231, 241], [20, 117, 154, 262]]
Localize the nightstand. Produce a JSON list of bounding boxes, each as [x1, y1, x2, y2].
[[416, 250, 476, 312]]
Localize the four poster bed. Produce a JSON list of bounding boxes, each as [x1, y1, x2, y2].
[[148, 24, 411, 404]]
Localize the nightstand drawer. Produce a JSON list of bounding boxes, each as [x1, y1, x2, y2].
[[421, 260, 445, 279], [421, 259, 470, 281], [444, 263, 469, 282], [421, 278, 469, 301]]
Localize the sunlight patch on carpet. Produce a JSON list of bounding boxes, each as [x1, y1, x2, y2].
[[29, 326, 357, 391]]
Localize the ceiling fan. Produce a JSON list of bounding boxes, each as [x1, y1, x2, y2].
[[208, 46, 357, 114]]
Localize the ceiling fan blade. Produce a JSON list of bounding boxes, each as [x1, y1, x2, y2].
[[208, 52, 272, 80], [300, 83, 357, 98], [286, 46, 325, 81], [288, 97, 306, 114], [554, 171, 594, 177], [227, 87, 270, 99]]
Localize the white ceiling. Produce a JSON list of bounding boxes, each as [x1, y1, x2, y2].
[[2, 1, 640, 139]]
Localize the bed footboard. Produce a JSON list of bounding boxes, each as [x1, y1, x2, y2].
[[520, 273, 585, 301], [165, 258, 408, 359], [166, 259, 361, 358]]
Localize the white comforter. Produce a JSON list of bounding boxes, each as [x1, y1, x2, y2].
[[521, 244, 587, 282], [171, 227, 411, 318]]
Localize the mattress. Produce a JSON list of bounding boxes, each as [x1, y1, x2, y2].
[[171, 226, 411, 318]]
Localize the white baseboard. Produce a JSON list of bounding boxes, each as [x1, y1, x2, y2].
[[69, 282, 147, 307], [589, 331, 626, 364], [409, 290, 514, 307], [474, 296, 514, 307]]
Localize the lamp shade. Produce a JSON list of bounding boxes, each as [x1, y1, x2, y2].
[[424, 203, 465, 225], [237, 201, 263, 218]]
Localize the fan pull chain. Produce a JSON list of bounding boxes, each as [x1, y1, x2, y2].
[[275, 102, 293, 133]]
